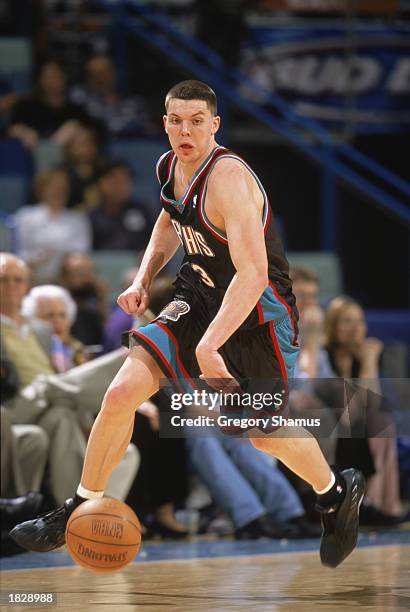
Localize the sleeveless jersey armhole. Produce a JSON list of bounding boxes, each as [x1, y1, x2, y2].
[[198, 154, 270, 242]]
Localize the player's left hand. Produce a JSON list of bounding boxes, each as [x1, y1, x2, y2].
[[195, 342, 240, 392]]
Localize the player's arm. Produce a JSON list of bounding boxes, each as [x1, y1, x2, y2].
[[196, 160, 269, 380], [117, 209, 180, 315]]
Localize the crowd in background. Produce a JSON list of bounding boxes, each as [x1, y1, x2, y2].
[[1, 3, 409, 558]]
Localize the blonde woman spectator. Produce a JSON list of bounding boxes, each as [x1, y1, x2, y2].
[[14, 168, 91, 284], [325, 297, 404, 518]]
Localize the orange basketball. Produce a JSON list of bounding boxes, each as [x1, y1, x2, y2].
[[65, 497, 141, 573]]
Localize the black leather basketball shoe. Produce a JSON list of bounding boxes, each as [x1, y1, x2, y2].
[[9, 497, 81, 552], [317, 468, 365, 568]]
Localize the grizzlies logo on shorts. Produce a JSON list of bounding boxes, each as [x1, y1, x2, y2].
[[156, 300, 191, 323]]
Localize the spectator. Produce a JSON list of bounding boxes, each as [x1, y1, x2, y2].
[[0, 405, 45, 556], [187, 431, 320, 539], [324, 296, 404, 518], [59, 252, 108, 347], [90, 161, 154, 252], [22, 285, 87, 372], [8, 59, 91, 149], [14, 167, 91, 284], [70, 55, 155, 137], [0, 404, 47, 504], [0, 253, 138, 505], [63, 124, 102, 209]]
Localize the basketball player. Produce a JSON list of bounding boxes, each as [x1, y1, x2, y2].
[[11, 81, 364, 567]]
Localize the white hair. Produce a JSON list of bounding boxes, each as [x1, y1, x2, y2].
[[22, 284, 77, 325]]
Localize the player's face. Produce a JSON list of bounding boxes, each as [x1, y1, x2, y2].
[[163, 99, 220, 163]]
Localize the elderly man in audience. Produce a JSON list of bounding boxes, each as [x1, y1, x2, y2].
[[0, 253, 139, 505]]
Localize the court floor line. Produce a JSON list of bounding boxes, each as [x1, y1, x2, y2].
[[1, 528, 410, 572]]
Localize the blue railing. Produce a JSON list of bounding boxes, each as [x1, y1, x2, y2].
[[100, 0, 410, 246]]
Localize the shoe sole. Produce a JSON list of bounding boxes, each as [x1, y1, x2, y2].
[[320, 469, 365, 568]]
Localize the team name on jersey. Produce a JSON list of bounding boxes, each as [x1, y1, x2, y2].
[[171, 219, 215, 257]]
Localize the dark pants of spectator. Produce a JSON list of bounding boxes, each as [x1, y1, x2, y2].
[[126, 395, 188, 518]]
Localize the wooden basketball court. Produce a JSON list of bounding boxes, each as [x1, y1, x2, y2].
[[1, 537, 409, 611]]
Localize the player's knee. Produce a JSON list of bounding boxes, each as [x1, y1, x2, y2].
[[102, 383, 136, 416]]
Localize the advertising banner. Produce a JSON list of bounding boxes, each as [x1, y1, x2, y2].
[[241, 22, 410, 131]]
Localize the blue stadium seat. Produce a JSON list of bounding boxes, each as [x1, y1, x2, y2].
[[90, 250, 139, 305], [287, 251, 343, 303], [108, 139, 167, 215], [0, 38, 32, 93], [34, 140, 64, 173], [0, 139, 31, 213]]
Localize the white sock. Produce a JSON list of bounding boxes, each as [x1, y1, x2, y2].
[[76, 484, 104, 500], [314, 471, 336, 496]]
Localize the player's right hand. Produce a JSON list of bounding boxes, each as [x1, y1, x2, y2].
[[117, 282, 150, 316]]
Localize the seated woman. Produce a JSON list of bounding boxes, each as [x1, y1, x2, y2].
[[324, 297, 404, 518]]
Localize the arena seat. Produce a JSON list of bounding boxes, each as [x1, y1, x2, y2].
[[33, 140, 64, 173], [108, 139, 166, 214], [287, 251, 343, 303], [0, 139, 32, 213], [366, 310, 410, 375], [0, 38, 32, 93], [90, 250, 139, 305]]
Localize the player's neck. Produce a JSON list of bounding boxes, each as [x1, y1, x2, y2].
[[177, 140, 218, 185]]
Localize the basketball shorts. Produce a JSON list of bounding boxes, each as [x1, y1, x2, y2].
[[124, 266, 299, 432]]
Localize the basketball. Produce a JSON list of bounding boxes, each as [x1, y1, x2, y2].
[[65, 497, 141, 573]]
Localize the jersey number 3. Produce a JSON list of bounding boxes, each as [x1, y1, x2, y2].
[[191, 264, 215, 288]]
